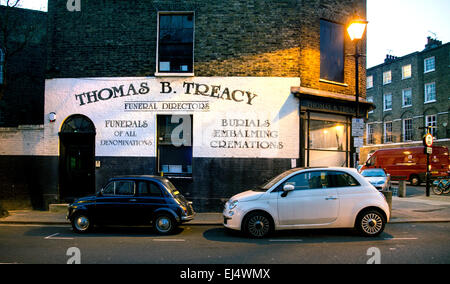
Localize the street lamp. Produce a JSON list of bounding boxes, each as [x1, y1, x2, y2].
[[347, 19, 368, 118], [347, 18, 367, 168]]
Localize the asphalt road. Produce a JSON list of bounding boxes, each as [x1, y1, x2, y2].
[[0, 222, 449, 264]]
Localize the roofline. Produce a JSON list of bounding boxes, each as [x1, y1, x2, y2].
[[367, 41, 450, 71]]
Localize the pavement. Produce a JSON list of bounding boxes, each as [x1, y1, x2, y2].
[[1, 192, 449, 226]]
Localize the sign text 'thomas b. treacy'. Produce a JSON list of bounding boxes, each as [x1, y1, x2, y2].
[[74, 81, 258, 106]]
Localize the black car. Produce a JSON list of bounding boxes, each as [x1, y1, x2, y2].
[[67, 175, 195, 234]]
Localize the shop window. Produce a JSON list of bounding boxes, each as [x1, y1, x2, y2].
[[157, 115, 193, 175], [320, 19, 344, 83], [157, 13, 194, 74], [305, 113, 349, 167]]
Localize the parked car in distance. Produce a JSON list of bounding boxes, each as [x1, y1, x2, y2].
[[67, 175, 195, 234], [223, 167, 390, 238], [360, 168, 391, 191], [360, 146, 449, 186]]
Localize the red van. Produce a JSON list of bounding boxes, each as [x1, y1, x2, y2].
[[360, 146, 450, 186]]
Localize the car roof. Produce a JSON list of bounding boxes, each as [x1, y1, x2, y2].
[[109, 175, 169, 182]]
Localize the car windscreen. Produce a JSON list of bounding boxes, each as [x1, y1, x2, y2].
[[361, 169, 386, 177], [255, 168, 300, 191]]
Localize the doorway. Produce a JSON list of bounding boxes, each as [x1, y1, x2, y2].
[[59, 114, 96, 200]]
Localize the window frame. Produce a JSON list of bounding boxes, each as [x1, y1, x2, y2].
[[383, 93, 392, 111], [424, 56, 435, 73], [383, 70, 392, 85], [402, 64, 412, 79], [155, 11, 195, 77], [319, 19, 345, 84], [384, 121, 393, 143], [424, 82, 436, 103], [366, 75, 373, 89], [425, 114, 437, 138], [402, 88, 412, 108], [102, 180, 136, 196], [403, 118, 413, 141]]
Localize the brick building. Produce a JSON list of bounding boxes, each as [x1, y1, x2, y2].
[[361, 37, 450, 169], [0, 0, 371, 211]]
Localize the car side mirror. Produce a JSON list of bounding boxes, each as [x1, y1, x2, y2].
[[281, 184, 295, 197], [96, 190, 103, 197]]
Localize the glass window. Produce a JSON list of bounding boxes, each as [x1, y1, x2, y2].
[[403, 119, 413, 141], [366, 123, 375, 144], [157, 114, 193, 175], [115, 181, 135, 196], [158, 13, 194, 73], [320, 19, 345, 83], [424, 56, 435, 73], [103, 180, 135, 196], [424, 82, 436, 102], [285, 171, 328, 190], [137, 181, 163, 197], [383, 93, 392, 111], [366, 75, 373, 89], [402, 89, 412, 107], [402, 64, 411, 79], [426, 115, 437, 137], [384, 121, 393, 143], [309, 120, 347, 151], [383, 70, 392, 85], [327, 171, 360, 188]]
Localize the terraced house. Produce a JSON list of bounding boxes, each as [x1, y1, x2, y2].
[[361, 37, 450, 162], [0, 0, 371, 211]]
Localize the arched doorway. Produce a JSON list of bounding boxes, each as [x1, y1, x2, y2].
[[59, 114, 96, 200]]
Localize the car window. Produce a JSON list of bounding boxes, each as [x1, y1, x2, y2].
[[327, 171, 360, 188], [137, 181, 163, 197], [115, 181, 135, 195], [103, 180, 135, 196], [283, 171, 328, 190]]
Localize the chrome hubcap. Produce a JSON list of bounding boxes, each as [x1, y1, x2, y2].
[[75, 216, 89, 231], [156, 217, 172, 232], [361, 213, 383, 235], [248, 215, 270, 237]]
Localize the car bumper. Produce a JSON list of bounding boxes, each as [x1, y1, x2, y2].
[[181, 213, 195, 222], [222, 209, 242, 231]]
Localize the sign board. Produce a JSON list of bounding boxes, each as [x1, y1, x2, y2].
[[352, 118, 365, 137], [426, 147, 432, 154], [353, 137, 364, 148], [423, 133, 433, 147]]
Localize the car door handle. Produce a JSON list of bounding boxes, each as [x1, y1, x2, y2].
[[129, 199, 137, 202], [325, 196, 338, 200]]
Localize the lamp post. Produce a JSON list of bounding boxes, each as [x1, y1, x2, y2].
[[347, 19, 367, 168]]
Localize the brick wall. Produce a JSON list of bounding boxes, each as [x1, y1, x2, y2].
[[47, 0, 365, 93]]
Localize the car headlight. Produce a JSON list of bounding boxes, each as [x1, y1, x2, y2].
[[228, 200, 239, 210]]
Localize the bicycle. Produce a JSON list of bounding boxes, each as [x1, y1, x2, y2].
[[432, 179, 450, 195]]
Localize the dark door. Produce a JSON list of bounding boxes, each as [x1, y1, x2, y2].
[[59, 115, 96, 200]]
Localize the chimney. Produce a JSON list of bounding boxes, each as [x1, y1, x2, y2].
[[384, 54, 398, 63], [425, 36, 442, 50]]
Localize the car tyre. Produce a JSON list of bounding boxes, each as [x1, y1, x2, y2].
[[356, 209, 385, 237], [71, 213, 93, 234], [153, 214, 176, 235], [243, 211, 273, 238]]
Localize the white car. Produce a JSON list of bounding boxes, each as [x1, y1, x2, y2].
[[223, 167, 390, 238]]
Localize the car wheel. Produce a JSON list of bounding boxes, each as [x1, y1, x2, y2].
[[356, 210, 385, 237], [153, 214, 176, 235], [243, 212, 272, 238], [71, 213, 92, 234]]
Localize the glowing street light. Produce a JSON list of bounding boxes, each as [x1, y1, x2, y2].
[[347, 20, 368, 41]]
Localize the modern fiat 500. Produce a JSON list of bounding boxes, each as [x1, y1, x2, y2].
[[67, 175, 195, 234], [223, 167, 390, 238]]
